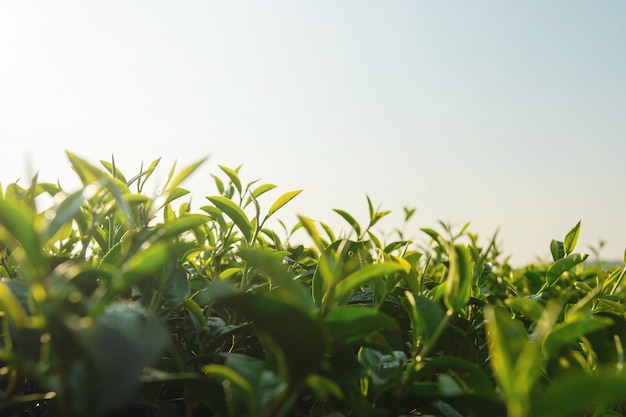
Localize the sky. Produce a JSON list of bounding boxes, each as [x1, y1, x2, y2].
[[1, 2, 625, 265]]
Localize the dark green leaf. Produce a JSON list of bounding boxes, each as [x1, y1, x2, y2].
[[325, 306, 398, 347], [216, 293, 325, 383], [550, 239, 564, 262], [404, 292, 444, 348], [535, 373, 626, 417]]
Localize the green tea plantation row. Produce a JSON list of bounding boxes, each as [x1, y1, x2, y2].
[[0, 152, 625, 417]]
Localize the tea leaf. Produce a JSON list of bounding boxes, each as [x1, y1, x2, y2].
[[160, 214, 210, 239], [251, 183, 277, 199], [168, 157, 207, 191], [238, 248, 313, 311], [43, 190, 85, 241], [298, 215, 324, 252], [266, 189, 302, 220], [333, 209, 361, 237], [0, 280, 27, 326], [404, 292, 444, 349], [216, 293, 325, 383], [207, 196, 252, 243], [334, 263, 404, 301], [445, 244, 473, 313], [76, 302, 169, 416], [535, 373, 626, 417], [325, 306, 398, 347], [218, 165, 242, 195], [563, 220, 581, 256], [202, 364, 254, 404], [485, 306, 541, 417], [542, 316, 613, 358], [550, 239, 565, 261], [546, 253, 588, 287], [505, 298, 544, 322], [0, 199, 43, 269]]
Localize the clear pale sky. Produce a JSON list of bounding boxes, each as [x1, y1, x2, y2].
[[1, 2, 625, 265]]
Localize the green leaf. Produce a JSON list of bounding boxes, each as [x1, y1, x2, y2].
[[66, 151, 104, 185], [421, 228, 445, 247], [542, 316, 613, 358], [420, 356, 497, 398], [535, 373, 626, 417], [320, 221, 336, 242], [333, 209, 361, 237], [160, 214, 210, 239], [207, 196, 252, 243], [484, 306, 541, 417], [366, 195, 375, 221], [216, 293, 326, 383], [0, 280, 27, 326], [73, 302, 169, 416], [546, 253, 588, 287], [251, 183, 277, 199], [563, 220, 581, 256], [43, 190, 85, 241], [100, 159, 127, 183], [550, 239, 565, 261], [445, 244, 473, 313], [200, 205, 227, 230], [202, 364, 254, 405], [238, 248, 314, 311], [0, 198, 43, 269], [298, 215, 324, 252], [163, 187, 190, 206], [168, 157, 207, 191], [334, 263, 404, 301], [304, 374, 344, 400], [324, 306, 399, 347], [265, 189, 302, 220], [218, 165, 242, 195], [403, 292, 445, 349], [505, 297, 544, 322], [161, 263, 191, 311], [245, 183, 277, 207]]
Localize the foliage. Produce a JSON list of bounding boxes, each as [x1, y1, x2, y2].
[[0, 152, 625, 417]]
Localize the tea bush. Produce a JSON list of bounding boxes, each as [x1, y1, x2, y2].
[[0, 152, 625, 417]]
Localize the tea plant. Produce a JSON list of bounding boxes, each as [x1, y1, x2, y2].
[[0, 152, 625, 417]]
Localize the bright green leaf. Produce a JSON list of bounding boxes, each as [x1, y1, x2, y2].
[[334, 263, 404, 301], [563, 220, 581, 256], [445, 244, 473, 313], [265, 189, 302, 221], [546, 253, 588, 287], [218, 165, 242, 195], [333, 209, 361, 237], [542, 316, 613, 358]]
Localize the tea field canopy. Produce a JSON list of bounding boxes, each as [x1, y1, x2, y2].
[[1, 1, 625, 265]]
